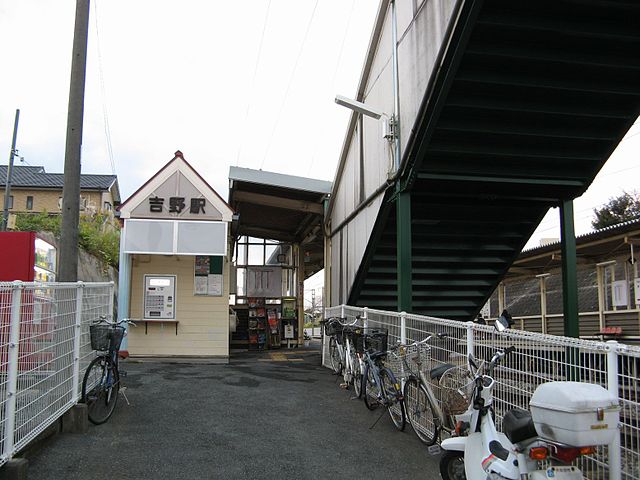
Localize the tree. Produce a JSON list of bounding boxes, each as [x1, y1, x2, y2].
[[591, 191, 640, 230]]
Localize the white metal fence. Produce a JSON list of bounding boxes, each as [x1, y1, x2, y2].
[[324, 305, 640, 480], [0, 281, 114, 466]]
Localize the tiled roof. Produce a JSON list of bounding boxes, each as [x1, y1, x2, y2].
[[0, 165, 117, 190], [521, 217, 640, 257]]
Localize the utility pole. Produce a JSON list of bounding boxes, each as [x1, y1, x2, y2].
[[2, 109, 20, 231], [59, 0, 90, 281]]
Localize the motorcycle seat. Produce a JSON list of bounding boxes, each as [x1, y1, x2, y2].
[[503, 408, 538, 444], [430, 363, 455, 380]]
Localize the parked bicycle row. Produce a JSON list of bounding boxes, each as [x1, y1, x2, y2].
[[321, 313, 621, 480]]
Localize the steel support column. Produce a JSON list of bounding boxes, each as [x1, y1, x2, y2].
[[560, 200, 579, 338], [396, 189, 412, 312]]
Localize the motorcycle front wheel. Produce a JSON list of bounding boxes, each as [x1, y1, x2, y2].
[[439, 451, 466, 480]]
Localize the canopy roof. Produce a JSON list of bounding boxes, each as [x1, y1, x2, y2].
[[228, 167, 331, 278]]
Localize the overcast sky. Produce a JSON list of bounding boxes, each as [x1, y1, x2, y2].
[[1, 1, 638, 298]]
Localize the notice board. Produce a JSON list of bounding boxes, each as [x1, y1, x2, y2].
[[194, 256, 224, 296], [246, 267, 282, 298]]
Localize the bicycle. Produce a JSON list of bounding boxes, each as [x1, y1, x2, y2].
[[360, 330, 406, 431], [386, 333, 473, 445], [324, 316, 365, 396], [82, 316, 134, 425]]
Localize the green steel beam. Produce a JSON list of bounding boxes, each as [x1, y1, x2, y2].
[[396, 187, 412, 312], [560, 199, 579, 338]]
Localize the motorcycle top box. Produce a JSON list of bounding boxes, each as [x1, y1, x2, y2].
[[529, 381, 619, 447]]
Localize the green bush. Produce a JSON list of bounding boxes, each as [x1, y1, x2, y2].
[[14, 212, 120, 269]]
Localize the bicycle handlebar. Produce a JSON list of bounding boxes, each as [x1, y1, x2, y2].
[[326, 316, 359, 327], [98, 315, 136, 326]]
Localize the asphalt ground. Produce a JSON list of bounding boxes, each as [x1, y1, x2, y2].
[[26, 342, 441, 479]]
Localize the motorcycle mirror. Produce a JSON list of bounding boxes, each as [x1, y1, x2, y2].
[[468, 354, 478, 370], [495, 309, 513, 332]]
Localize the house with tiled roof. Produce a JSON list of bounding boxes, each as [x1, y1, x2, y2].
[[0, 165, 120, 217]]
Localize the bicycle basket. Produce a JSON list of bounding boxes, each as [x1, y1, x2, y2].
[[388, 342, 431, 374], [363, 329, 388, 354], [438, 366, 474, 415], [90, 324, 125, 352], [324, 319, 344, 337]]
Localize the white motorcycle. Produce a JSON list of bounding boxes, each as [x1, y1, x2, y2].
[[439, 314, 620, 480]]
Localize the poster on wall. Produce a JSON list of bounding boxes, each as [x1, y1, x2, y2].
[[612, 280, 628, 307], [194, 256, 224, 296], [284, 324, 294, 339], [246, 267, 282, 297]]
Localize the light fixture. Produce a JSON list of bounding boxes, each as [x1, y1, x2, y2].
[[334, 95, 383, 120]]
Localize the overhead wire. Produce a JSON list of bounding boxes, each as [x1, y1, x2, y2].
[[93, 0, 116, 176], [259, 0, 319, 171], [236, 0, 272, 166], [307, 0, 355, 176]]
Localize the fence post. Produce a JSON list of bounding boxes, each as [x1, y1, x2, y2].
[[72, 282, 84, 402], [400, 312, 407, 345], [3, 281, 23, 460], [363, 307, 369, 329], [466, 322, 475, 360], [606, 340, 621, 480]]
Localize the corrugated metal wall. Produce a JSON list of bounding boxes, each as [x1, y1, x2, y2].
[[328, 0, 460, 306]]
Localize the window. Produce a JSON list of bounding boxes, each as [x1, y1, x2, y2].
[[103, 201, 112, 211], [58, 197, 63, 209], [26, 196, 33, 210]]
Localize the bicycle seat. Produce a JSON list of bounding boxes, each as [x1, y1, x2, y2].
[[430, 363, 455, 380], [502, 408, 537, 444]]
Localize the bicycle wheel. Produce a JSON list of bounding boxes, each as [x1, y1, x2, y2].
[[362, 364, 379, 410], [403, 377, 438, 445], [380, 368, 405, 431], [328, 336, 342, 374], [353, 356, 363, 398], [82, 355, 119, 425]]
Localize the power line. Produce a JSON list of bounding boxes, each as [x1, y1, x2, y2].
[[260, 0, 319, 170], [93, 0, 116, 176], [236, 0, 272, 166], [307, 0, 355, 176]]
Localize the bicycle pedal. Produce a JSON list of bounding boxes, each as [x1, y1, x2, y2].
[[339, 383, 349, 389]]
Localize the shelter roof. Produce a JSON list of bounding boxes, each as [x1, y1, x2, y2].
[[228, 166, 330, 278], [507, 218, 640, 278]]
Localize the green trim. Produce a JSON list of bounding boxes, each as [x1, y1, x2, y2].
[[560, 200, 579, 338], [396, 188, 412, 312]]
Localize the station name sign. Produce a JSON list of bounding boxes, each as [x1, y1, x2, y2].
[[149, 196, 206, 214]]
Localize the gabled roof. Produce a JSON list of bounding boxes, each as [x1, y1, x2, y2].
[[0, 165, 118, 193], [119, 151, 234, 222]]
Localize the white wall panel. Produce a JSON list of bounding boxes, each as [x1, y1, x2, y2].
[[327, 0, 459, 307]]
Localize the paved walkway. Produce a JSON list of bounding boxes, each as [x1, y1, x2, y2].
[[26, 344, 440, 479]]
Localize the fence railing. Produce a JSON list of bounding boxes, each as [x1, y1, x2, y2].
[[0, 281, 114, 466], [324, 305, 640, 480]]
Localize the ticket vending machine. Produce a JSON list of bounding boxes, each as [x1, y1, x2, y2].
[[143, 275, 176, 319]]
